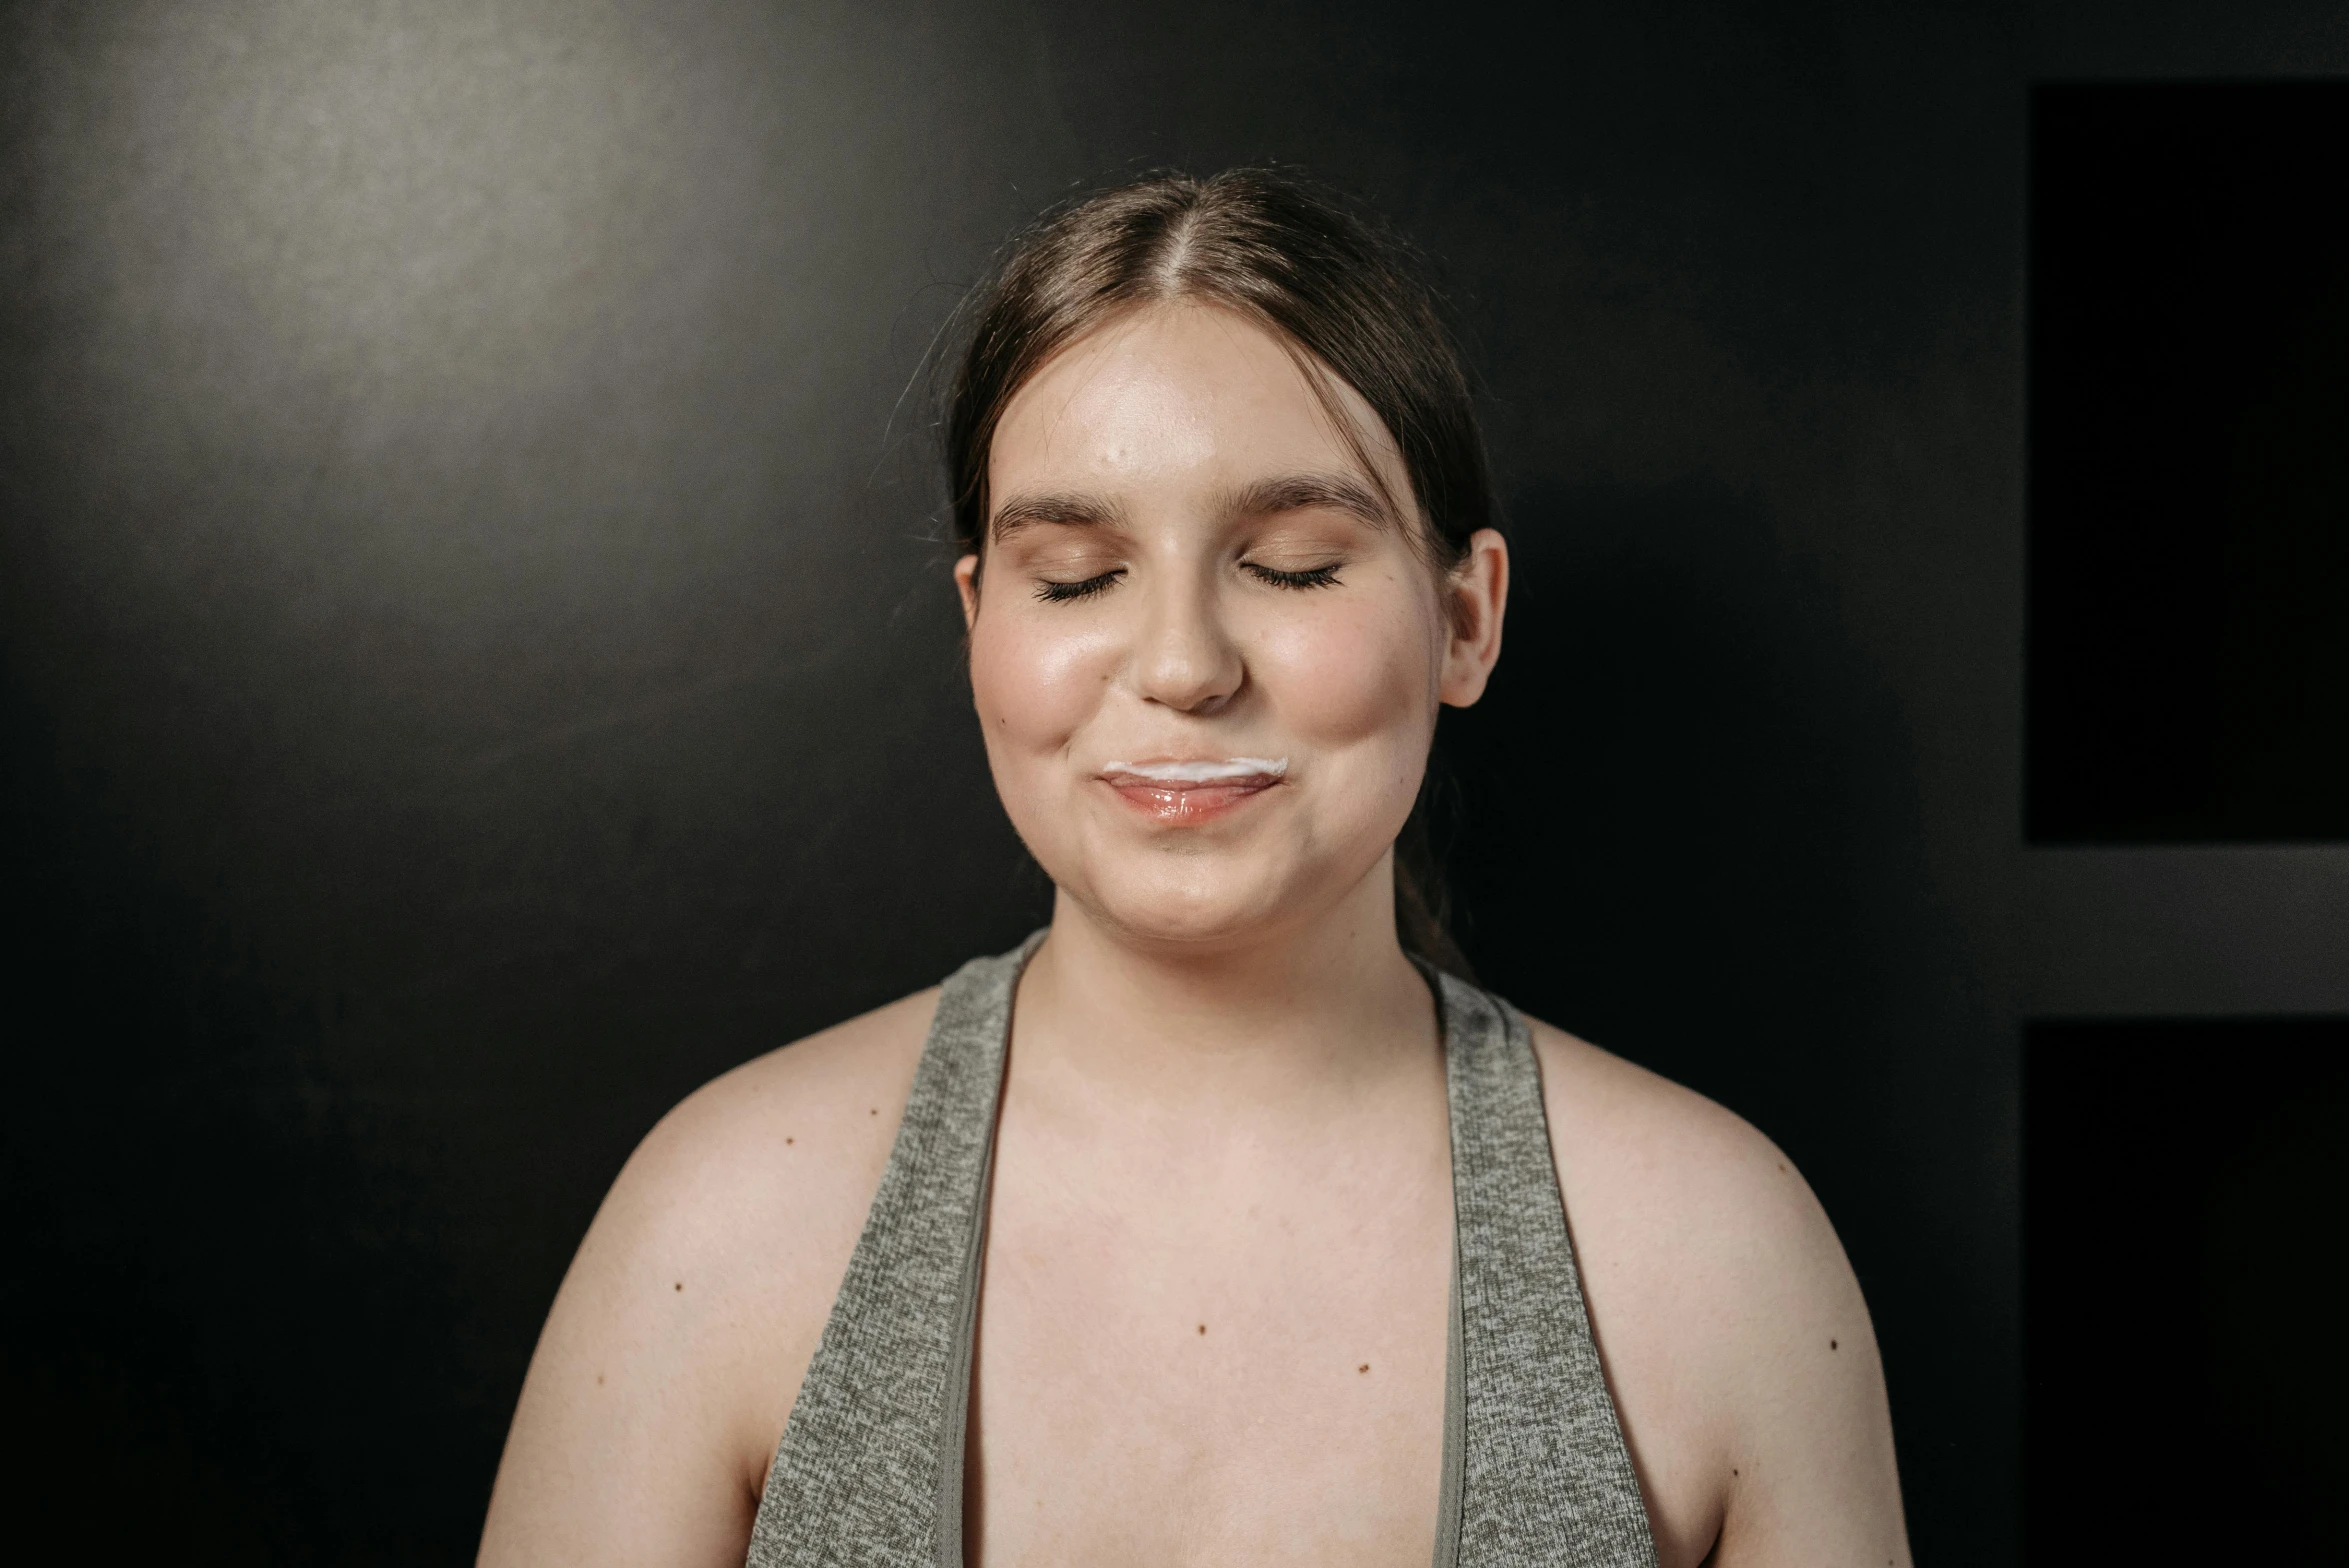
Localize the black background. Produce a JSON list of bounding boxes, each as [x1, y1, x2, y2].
[[3, 2, 2343, 1562]]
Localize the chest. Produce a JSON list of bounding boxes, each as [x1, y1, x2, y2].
[[964, 1128, 1454, 1568], [745, 956, 1664, 1568]]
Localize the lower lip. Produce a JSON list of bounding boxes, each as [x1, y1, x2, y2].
[[1102, 778, 1281, 825]]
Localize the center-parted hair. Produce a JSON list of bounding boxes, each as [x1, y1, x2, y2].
[[945, 168, 1490, 975]]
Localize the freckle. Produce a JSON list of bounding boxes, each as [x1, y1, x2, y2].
[[869, 1107, 877, 1116], [1777, 1162, 1787, 1173], [1197, 1323, 1207, 1335], [786, 1137, 794, 1145], [1358, 1364, 1370, 1373], [596, 1374, 605, 1386]]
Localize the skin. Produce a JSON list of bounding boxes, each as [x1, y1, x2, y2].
[[479, 302, 1911, 1568]]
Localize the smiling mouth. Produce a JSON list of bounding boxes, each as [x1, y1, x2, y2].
[[1097, 756, 1288, 824]]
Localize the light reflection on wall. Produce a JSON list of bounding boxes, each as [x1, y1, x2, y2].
[[6, 0, 1045, 1040], [27, 0, 1006, 663]]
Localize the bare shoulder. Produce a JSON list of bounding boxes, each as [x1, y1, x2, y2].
[[1524, 1017, 1848, 1309], [617, 985, 942, 1278], [478, 987, 940, 1568], [1522, 1016, 1910, 1568]]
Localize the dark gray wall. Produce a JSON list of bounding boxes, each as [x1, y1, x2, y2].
[[3, 1, 2341, 1561]]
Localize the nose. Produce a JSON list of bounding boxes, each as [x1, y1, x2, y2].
[[1130, 569, 1245, 715]]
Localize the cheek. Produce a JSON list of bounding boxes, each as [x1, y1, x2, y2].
[[1253, 585, 1439, 748], [967, 606, 1117, 754]]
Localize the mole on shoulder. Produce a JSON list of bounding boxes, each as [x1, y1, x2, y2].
[[1830, 1339, 1838, 1350], [869, 1107, 877, 1116], [597, 1373, 605, 1386], [675, 1281, 684, 1292], [1358, 1363, 1370, 1374], [1197, 1323, 1207, 1335]]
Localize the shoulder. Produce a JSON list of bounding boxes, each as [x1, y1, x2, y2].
[[1523, 1015, 1851, 1315], [619, 985, 941, 1264], [1520, 1014, 1908, 1568], [479, 986, 940, 1566], [583, 984, 943, 1454]]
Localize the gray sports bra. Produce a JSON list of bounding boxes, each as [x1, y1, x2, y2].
[[746, 934, 1657, 1567]]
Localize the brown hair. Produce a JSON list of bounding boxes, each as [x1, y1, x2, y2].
[[947, 168, 1489, 977]]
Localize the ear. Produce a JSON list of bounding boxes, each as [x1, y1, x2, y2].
[[954, 553, 982, 630], [1437, 528, 1508, 708]]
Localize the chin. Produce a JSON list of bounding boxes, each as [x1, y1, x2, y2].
[[1071, 860, 1301, 952]]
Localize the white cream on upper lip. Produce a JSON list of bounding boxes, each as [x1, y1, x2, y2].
[[1099, 756, 1289, 784]]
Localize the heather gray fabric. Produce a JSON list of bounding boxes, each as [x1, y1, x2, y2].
[[1431, 1241, 1467, 1568], [1432, 968, 1658, 1568], [744, 937, 1037, 1568], [745, 936, 1658, 1568]]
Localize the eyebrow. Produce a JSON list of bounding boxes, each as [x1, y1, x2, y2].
[[987, 469, 1398, 544], [989, 491, 1126, 542], [1223, 471, 1398, 530]]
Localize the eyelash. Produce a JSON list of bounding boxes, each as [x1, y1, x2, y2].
[[1035, 571, 1122, 603], [1031, 561, 1343, 603], [1246, 563, 1342, 591]]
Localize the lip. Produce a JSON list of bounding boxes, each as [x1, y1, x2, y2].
[[1097, 756, 1287, 825]]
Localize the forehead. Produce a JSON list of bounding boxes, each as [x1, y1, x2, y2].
[[989, 302, 1395, 494]]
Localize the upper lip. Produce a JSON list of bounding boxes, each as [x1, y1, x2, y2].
[[1097, 756, 1289, 786]]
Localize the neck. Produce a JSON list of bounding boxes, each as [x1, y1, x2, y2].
[[1014, 853, 1440, 1110]]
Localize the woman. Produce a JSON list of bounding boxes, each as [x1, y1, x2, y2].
[[479, 170, 1910, 1568]]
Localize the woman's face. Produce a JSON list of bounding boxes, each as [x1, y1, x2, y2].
[[959, 303, 1506, 952]]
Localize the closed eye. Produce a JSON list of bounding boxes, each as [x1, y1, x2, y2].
[[1244, 562, 1342, 590], [1035, 569, 1123, 603]]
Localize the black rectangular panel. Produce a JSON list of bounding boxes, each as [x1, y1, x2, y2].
[[2026, 1019, 2346, 1560], [2028, 83, 2349, 841]]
